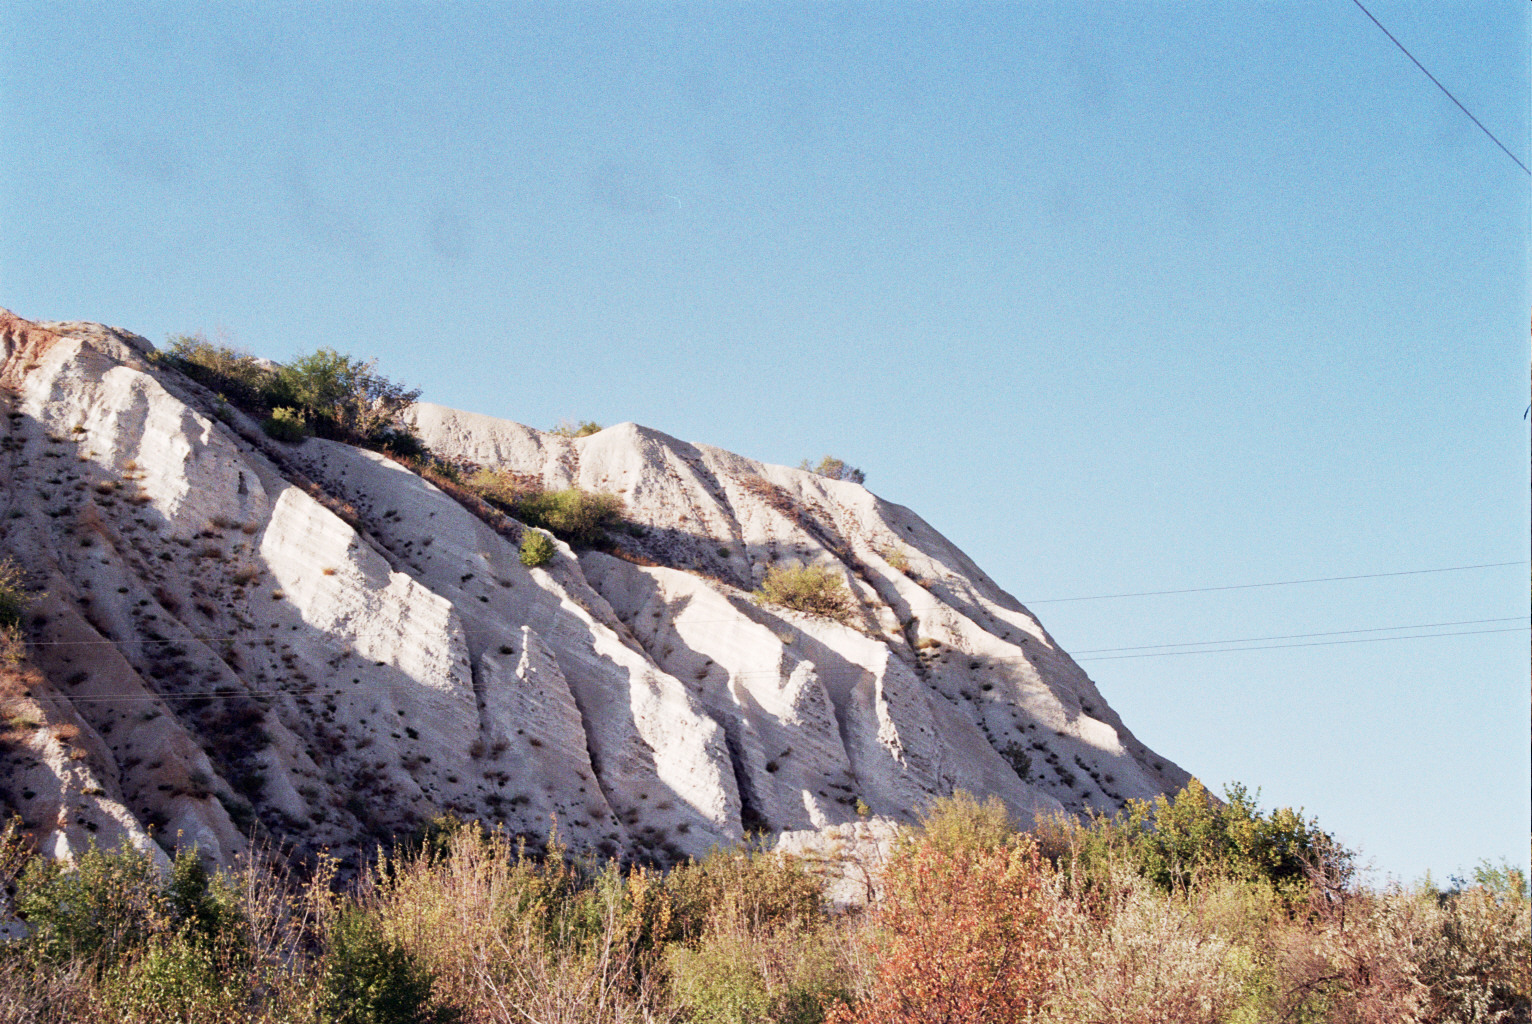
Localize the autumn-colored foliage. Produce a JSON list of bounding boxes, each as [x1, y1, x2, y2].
[[828, 794, 1059, 1024], [0, 788, 1524, 1023]]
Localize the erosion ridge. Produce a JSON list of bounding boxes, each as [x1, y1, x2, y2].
[[0, 309, 1190, 868]]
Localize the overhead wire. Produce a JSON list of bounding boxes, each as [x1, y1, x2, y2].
[[1022, 560, 1527, 604], [1069, 615, 1526, 654], [21, 617, 1526, 705], [1076, 624, 1528, 662], [1349, 0, 1530, 175], [19, 558, 1527, 646]]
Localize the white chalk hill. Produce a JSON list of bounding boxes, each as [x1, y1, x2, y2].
[[0, 310, 1189, 867]]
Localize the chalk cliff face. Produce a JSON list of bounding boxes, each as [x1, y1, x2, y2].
[[0, 310, 1189, 867]]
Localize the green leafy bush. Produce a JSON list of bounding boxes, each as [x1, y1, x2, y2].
[[753, 563, 853, 624], [162, 333, 278, 410], [511, 489, 624, 548], [15, 841, 165, 969], [106, 931, 245, 1023], [261, 406, 309, 442], [519, 531, 556, 568], [163, 334, 423, 452], [165, 852, 244, 953], [276, 349, 421, 443], [319, 909, 452, 1024], [1035, 779, 1342, 900], [798, 456, 865, 485], [371, 427, 427, 459]]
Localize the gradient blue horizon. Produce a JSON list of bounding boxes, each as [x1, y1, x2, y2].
[[3, 0, 1527, 882]]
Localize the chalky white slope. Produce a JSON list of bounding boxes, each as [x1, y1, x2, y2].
[[0, 310, 1189, 866]]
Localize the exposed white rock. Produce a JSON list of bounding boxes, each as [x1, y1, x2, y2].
[[775, 818, 903, 911], [0, 310, 1189, 869]]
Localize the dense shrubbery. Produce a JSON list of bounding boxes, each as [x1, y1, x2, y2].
[[0, 558, 27, 667], [1036, 778, 1338, 902], [830, 794, 1059, 1024], [754, 563, 854, 624], [509, 488, 625, 548], [160, 334, 422, 453], [158, 334, 277, 410], [318, 909, 452, 1024], [1, 784, 1525, 1024], [278, 349, 422, 444], [453, 468, 625, 550], [261, 406, 309, 442]]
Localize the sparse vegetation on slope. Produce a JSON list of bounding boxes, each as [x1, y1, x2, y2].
[[449, 468, 626, 549], [159, 333, 423, 453], [754, 563, 854, 624], [877, 544, 910, 574], [508, 488, 625, 548]]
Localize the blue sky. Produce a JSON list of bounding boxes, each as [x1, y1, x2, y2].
[[3, 0, 1526, 882]]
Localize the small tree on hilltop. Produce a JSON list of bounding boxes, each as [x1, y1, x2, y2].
[[276, 349, 421, 442], [799, 456, 865, 485], [549, 420, 604, 438]]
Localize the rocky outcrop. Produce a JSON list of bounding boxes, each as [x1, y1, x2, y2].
[[0, 310, 1189, 867]]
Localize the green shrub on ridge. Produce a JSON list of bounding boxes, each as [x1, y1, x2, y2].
[[511, 489, 624, 548], [550, 420, 604, 438], [162, 334, 422, 453], [262, 406, 309, 442], [753, 563, 853, 624], [519, 531, 556, 568]]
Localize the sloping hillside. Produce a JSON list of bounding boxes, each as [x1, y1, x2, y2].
[[0, 310, 1189, 867]]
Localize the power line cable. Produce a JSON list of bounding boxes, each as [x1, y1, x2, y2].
[[1069, 615, 1525, 654], [1076, 624, 1528, 662], [24, 595, 1525, 652], [1350, 0, 1530, 175], [24, 619, 1527, 704], [1023, 560, 1526, 604], [18, 557, 1526, 645]]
